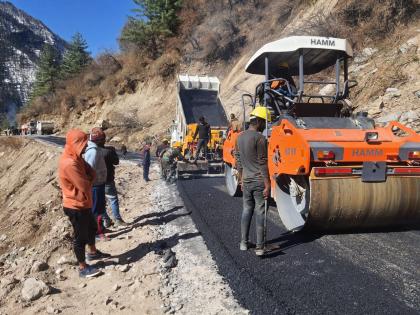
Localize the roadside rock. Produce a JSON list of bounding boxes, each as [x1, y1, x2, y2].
[[31, 261, 49, 273], [46, 306, 61, 314], [415, 90, 420, 99], [162, 249, 177, 269], [21, 278, 50, 301], [319, 84, 335, 96], [0, 234, 7, 241], [117, 264, 130, 273], [376, 112, 402, 123], [385, 87, 401, 98], [354, 47, 378, 63], [400, 110, 419, 122], [57, 256, 76, 265]]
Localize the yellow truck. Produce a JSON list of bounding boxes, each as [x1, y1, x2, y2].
[[170, 74, 228, 176]]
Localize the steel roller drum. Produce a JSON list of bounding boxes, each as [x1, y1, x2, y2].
[[275, 176, 420, 232]]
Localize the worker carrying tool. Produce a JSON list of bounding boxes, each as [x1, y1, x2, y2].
[[235, 106, 271, 256], [161, 145, 188, 183], [192, 116, 211, 163]]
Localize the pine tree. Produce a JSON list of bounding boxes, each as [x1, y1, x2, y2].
[[120, 0, 182, 58], [61, 32, 91, 79], [31, 45, 60, 98]]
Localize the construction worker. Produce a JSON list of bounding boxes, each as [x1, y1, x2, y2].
[[193, 116, 211, 163], [102, 145, 128, 227], [120, 144, 127, 156], [235, 107, 271, 256], [156, 139, 169, 157], [271, 62, 297, 98], [58, 129, 110, 278], [161, 145, 186, 183], [84, 127, 109, 240], [141, 140, 152, 182], [229, 113, 242, 132]]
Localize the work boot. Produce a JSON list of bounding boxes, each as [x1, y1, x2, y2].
[[255, 245, 265, 256], [239, 241, 248, 251]]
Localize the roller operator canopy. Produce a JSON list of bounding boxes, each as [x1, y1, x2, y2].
[[245, 36, 353, 75]]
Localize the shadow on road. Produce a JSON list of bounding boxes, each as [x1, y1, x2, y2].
[[262, 231, 322, 258], [113, 232, 201, 265], [131, 206, 184, 224], [107, 205, 189, 239]]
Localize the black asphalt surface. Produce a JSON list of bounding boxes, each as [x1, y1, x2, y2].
[[178, 177, 420, 315]]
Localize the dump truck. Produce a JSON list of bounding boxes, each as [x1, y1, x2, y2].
[[223, 36, 420, 232], [171, 74, 228, 177]]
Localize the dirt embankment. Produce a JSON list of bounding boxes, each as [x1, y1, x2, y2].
[[0, 138, 246, 314]]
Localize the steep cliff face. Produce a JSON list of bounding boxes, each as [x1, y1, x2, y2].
[[0, 1, 66, 122]]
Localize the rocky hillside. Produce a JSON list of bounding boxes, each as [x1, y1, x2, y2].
[[19, 0, 420, 148], [0, 1, 66, 123]]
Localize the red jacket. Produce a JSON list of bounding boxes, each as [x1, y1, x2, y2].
[[58, 129, 96, 209]]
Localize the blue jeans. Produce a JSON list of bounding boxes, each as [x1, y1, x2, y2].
[[92, 184, 106, 234], [105, 181, 122, 221], [241, 181, 265, 247], [143, 163, 150, 181]]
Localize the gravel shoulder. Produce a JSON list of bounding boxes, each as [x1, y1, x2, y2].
[[0, 138, 247, 315]]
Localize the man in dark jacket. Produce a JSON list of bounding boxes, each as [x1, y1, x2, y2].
[[142, 140, 152, 182], [102, 145, 127, 227], [193, 116, 211, 163]]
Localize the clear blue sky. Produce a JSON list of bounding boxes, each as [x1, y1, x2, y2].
[[8, 0, 137, 56]]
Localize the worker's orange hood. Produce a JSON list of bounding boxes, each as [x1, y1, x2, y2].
[[64, 129, 88, 158]]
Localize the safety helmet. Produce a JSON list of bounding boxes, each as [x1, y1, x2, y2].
[[278, 61, 289, 68], [250, 106, 272, 122]]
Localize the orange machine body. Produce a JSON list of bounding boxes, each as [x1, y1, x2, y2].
[[223, 129, 241, 167], [268, 120, 420, 189]]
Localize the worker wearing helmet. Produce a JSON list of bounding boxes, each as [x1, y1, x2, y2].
[[235, 106, 271, 256]]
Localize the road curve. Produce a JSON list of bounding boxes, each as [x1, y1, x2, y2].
[[177, 177, 420, 315]]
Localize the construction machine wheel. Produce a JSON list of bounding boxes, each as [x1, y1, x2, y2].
[[274, 174, 420, 232], [225, 163, 241, 197], [274, 175, 309, 232]]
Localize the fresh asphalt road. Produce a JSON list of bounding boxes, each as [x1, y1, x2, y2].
[[177, 177, 420, 315]]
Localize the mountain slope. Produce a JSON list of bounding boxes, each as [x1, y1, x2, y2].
[[0, 1, 66, 123]]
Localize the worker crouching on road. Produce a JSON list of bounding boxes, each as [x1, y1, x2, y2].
[[235, 107, 271, 256], [157, 139, 170, 179], [193, 116, 211, 163], [58, 129, 110, 278], [161, 145, 186, 183], [84, 127, 109, 240]]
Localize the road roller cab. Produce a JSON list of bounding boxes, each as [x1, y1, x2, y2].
[[225, 35, 420, 232]]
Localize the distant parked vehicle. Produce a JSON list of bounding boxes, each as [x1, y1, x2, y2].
[[36, 121, 54, 135]]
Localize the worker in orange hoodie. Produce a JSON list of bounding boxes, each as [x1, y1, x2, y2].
[[58, 129, 110, 278]]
